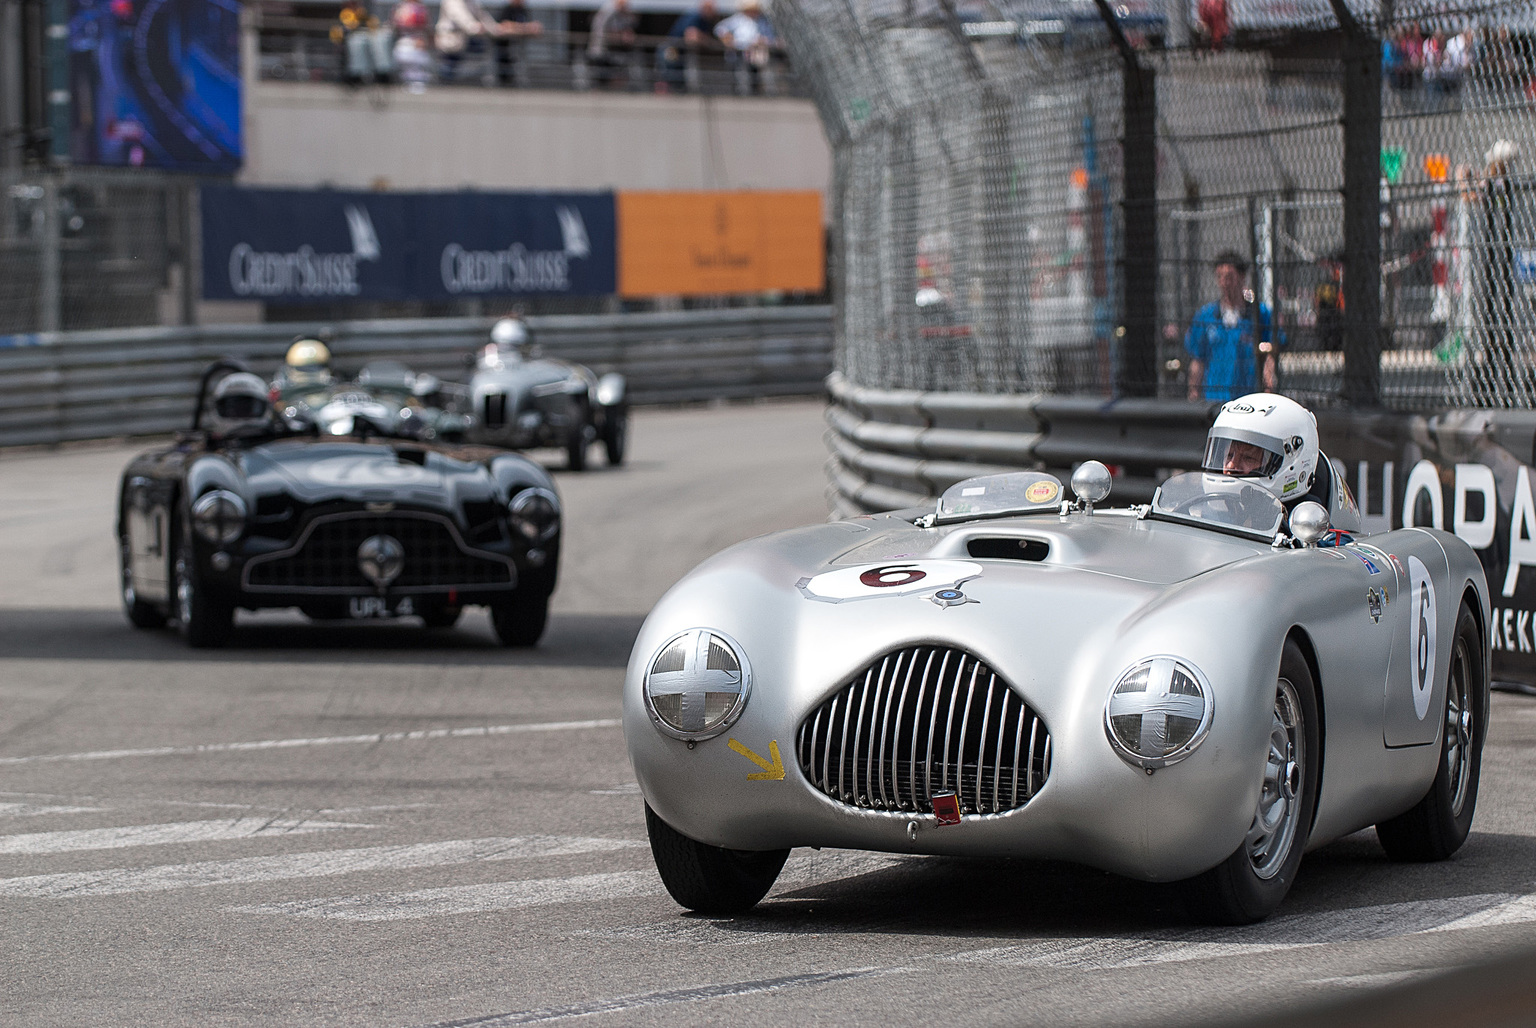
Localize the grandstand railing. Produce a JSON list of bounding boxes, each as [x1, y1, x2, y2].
[[256, 16, 804, 97]]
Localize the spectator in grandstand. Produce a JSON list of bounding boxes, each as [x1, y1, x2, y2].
[[1185, 250, 1279, 403], [392, 0, 429, 40], [587, 0, 638, 90], [491, 0, 543, 87], [333, 0, 394, 85], [1421, 29, 1446, 96], [436, 0, 504, 83], [715, 0, 774, 94], [394, 32, 434, 92], [1194, 0, 1229, 53], [655, 0, 721, 94], [1437, 29, 1473, 103]]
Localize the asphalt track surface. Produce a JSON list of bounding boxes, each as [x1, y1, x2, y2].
[[2, 398, 1535, 1027]]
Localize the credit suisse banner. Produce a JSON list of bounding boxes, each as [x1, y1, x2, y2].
[[201, 186, 617, 301], [1321, 409, 1536, 685], [616, 191, 825, 298]]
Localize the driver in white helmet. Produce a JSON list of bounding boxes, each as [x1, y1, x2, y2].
[[210, 372, 275, 440], [482, 317, 537, 368], [1203, 392, 1357, 540]]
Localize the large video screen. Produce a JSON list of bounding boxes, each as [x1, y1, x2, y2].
[[69, 0, 242, 172]]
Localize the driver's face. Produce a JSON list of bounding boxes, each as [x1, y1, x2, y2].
[[1224, 441, 1268, 475]]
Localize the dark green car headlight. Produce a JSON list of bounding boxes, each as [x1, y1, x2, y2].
[[191, 490, 247, 546], [509, 488, 560, 543]]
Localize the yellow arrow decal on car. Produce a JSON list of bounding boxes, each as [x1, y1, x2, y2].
[[728, 738, 785, 781]]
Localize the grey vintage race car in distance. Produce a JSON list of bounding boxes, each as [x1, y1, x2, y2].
[[625, 462, 1491, 924], [468, 319, 627, 471]]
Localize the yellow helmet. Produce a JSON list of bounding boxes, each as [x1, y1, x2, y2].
[[286, 339, 331, 368]]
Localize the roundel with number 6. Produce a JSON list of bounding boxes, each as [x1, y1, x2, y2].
[[1406, 555, 1437, 721], [797, 560, 983, 603]]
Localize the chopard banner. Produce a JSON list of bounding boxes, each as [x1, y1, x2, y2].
[[1319, 408, 1536, 686], [201, 187, 616, 301]]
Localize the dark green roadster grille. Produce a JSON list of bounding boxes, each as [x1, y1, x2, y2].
[[244, 511, 514, 592], [796, 646, 1051, 817]]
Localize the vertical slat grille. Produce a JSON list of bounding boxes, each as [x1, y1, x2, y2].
[[796, 646, 1052, 816]]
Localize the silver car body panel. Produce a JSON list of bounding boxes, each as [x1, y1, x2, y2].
[[624, 506, 1489, 883]]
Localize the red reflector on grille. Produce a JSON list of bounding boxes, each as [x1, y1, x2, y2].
[[932, 791, 961, 826]]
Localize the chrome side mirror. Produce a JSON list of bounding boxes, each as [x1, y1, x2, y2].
[[1289, 501, 1329, 547], [1071, 461, 1113, 513]]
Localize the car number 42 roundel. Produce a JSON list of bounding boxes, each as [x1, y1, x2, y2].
[[798, 560, 983, 603], [1407, 555, 1437, 722]]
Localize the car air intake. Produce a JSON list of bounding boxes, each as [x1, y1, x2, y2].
[[483, 392, 508, 428], [966, 537, 1050, 561], [796, 646, 1051, 817]]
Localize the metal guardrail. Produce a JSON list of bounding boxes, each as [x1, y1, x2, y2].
[[825, 371, 1214, 517], [0, 306, 833, 448]]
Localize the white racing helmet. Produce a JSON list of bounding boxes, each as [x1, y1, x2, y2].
[[490, 318, 529, 349], [212, 372, 272, 429], [1202, 392, 1319, 502]]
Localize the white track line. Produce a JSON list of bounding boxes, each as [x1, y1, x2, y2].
[[0, 818, 369, 855], [0, 719, 622, 766], [944, 891, 1536, 970], [413, 967, 909, 1027], [0, 835, 643, 899], [0, 802, 104, 817], [230, 870, 659, 921]]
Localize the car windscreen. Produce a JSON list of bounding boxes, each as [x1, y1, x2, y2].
[[1150, 471, 1285, 540], [935, 472, 1065, 523]]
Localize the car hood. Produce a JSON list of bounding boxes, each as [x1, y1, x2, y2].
[[236, 438, 500, 510]]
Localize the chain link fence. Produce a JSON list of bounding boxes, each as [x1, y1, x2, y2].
[[778, 0, 1536, 410], [0, 169, 191, 337]]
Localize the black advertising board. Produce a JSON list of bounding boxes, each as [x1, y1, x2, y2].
[[1319, 408, 1536, 685], [201, 187, 617, 302]]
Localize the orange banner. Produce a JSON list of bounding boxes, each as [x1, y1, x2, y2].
[[617, 191, 824, 298]]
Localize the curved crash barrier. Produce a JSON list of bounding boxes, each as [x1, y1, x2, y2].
[[0, 306, 833, 448], [824, 372, 1213, 518]]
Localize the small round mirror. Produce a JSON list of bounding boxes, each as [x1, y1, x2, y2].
[[1289, 501, 1330, 546], [1071, 461, 1113, 507]]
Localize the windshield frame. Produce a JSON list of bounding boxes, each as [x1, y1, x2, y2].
[[1147, 471, 1285, 542], [931, 472, 1067, 526]]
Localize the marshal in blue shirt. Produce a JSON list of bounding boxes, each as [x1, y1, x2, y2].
[[1184, 301, 1279, 402]]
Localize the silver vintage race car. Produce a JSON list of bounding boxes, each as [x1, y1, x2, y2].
[[468, 318, 628, 471], [624, 461, 1491, 923]]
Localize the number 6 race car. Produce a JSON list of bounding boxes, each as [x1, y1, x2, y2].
[[624, 462, 1490, 923]]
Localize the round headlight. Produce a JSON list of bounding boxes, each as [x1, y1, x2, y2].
[[191, 490, 247, 546], [1104, 656, 1213, 770], [509, 488, 560, 542], [643, 629, 751, 741]]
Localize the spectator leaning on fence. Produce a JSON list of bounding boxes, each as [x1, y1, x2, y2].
[[1185, 250, 1279, 403], [587, 0, 638, 89], [491, 0, 543, 86], [436, 0, 505, 83], [714, 0, 774, 94], [655, 0, 721, 94], [333, 0, 393, 84]]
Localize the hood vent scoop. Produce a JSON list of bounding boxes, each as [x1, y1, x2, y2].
[[967, 537, 1050, 561]]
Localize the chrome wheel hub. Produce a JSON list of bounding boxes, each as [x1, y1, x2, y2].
[[1446, 637, 1473, 816], [1246, 676, 1305, 880]]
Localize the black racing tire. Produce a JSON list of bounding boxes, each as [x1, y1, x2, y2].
[[419, 604, 463, 630], [565, 399, 589, 472], [645, 803, 789, 915], [1185, 638, 1320, 925], [489, 588, 549, 647], [171, 520, 234, 649], [119, 532, 166, 629], [1376, 602, 1485, 862], [602, 406, 628, 466]]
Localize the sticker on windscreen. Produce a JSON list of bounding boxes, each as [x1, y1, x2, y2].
[[798, 560, 983, 603]]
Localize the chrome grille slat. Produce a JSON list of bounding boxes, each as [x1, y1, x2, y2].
[[797, 646, 1052, 818]]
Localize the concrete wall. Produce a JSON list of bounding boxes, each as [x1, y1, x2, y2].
[[240, 81, 832, 201]]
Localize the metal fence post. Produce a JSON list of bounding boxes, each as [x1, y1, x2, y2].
[[39, 173, 60, 332], [1332, 0, 1382, 407]]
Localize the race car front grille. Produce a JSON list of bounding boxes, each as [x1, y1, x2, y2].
[[796, 646, 1051, 817], [244, 511, 514, 592]]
